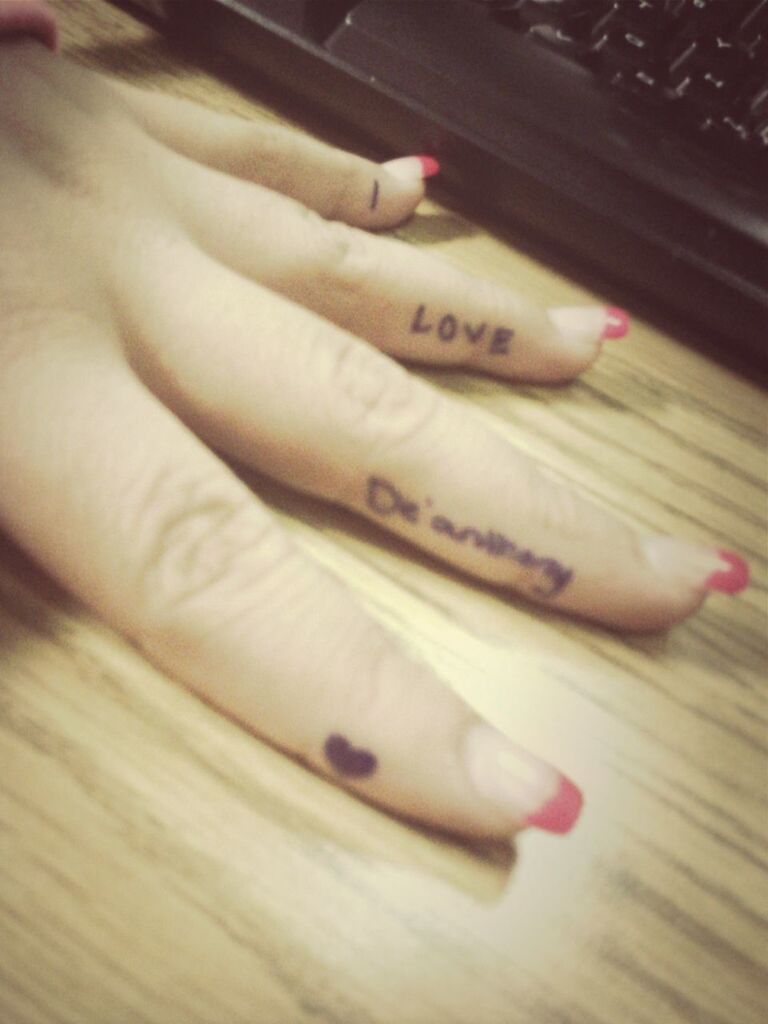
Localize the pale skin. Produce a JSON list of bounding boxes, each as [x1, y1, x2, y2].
[[0, 41, 744, 840]]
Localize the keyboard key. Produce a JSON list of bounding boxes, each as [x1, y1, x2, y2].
[[609, 66, 669, 106], [732, 0, 768, 48], [617, 0, 685, 35], [750, 82, 768, 122], [516, 0, 603, 28], [601, 25, 660, 70], [494, 0, 615, 60], [235, 0, 357, 41], [685, 66, 742, 116], [526, 6, 613, 59], [677, 0, 744, 40]]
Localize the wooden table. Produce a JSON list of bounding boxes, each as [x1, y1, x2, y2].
[[2, 3, 766, 1022]]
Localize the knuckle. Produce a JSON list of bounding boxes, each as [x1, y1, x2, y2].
[[308, 626, 391, 720], [42, 145, 107, 204], [129, 467, 286, 639], [318, 221, 377, 287], [301, 222, 378, 330], [301, 632, 400, 762], [34, 123, 127, 207], [0, 301, 55, 369], [326, 339, 441, 489], [529, 473, 584, 537], [243, 121, 302, 183], [0, 300, 98, 382]]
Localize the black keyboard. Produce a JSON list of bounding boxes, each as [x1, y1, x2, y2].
[[491, 0, 768, 167], [119, 0, 768, 373]]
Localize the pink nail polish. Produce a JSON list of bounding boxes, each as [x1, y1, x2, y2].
[[525, 775, 584, 835], [705, 550, 750, 594], [417, 155, 441, 178], [464, 724, 584, 837], [601, 306, 630, 340]]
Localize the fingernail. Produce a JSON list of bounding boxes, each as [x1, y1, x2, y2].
[[705, 549, 750, 594], [601, 306, 630, 340], [548, 305, 621, 345], [464, 723, 583, 836], [644, 537, 751, 595], [524, 775, 585, 834], [382, 154, 441, 181]]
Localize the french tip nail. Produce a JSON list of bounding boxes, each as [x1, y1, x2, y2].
[[464, 723, 584, 838], [525, 775, 584, 835], [416, 155, 441, 178], [381, 154, 440, 182], [705, 550, 750, 595], [601, 306, 630, 340]]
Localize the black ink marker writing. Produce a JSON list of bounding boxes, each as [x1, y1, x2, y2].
[[364, 476, 573, 599], [489, 327, 513, 355], [431, 513, 572, 597], [409, 303, 514, 355], [324, 734, 378, 778], [410, 303, 432, 334], [464, 321, 486, 344], [366, 476, 420, 524]]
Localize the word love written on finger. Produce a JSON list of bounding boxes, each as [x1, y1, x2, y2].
[[409, 304, 515, 355], [365, 477, 573, 599]]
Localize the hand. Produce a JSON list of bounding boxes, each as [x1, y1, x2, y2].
[[0, 42, 748, 840]]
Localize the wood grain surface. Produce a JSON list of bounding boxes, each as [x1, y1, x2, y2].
[[2, 3, 766, 1022]]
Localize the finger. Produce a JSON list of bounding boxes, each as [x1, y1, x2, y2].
[[0, 316, 580, 840], [123, 246, 748, 633], [109, 77, 430, 229], [163, 157, 623, 383], [0, 1, 59, 51]]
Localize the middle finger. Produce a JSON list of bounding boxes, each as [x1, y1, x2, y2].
[[122, 241, 743, 633]]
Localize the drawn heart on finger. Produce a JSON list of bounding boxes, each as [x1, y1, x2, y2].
[[324, 734, 378, 778]]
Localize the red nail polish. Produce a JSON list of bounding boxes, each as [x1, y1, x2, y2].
[[417, 155, 441, 179], [601, 306, 630, 340], [705, 550, 750, 594], [525, 775, 583, 835]]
